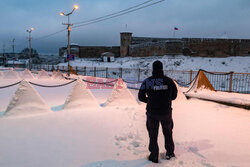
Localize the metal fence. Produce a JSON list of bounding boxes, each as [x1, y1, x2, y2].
[[30, 64, 250, 94]]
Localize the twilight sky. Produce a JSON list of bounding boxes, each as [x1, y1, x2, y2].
[[0, 0, 250, 54]]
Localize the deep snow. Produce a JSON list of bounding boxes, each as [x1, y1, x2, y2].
[[58, 55, 250, 73], [0, 77, 250, 167]]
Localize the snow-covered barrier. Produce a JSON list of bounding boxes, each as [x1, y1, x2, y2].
[[4, 80, 51, 117], [184, 70, 250, 109], [186, 70, 215, 93], [174, 81, 188, 101], [104, 78, 138, 107], [52, 71, 65, 80], [185, 90, 250, 109], [4, 68, 21, 80], [21, 69, 35, 79], [64, 78, 100, 110], [37, 69, 50, 79]]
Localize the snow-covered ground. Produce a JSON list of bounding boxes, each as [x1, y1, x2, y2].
[[58, 55, 250, 73], [0, 77, 250, 167]]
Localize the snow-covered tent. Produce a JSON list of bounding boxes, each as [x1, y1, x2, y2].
[[64, 78, 100, 110], [187, 70, 215, 93], [4, 68, 21, 80], [37, 69, 50, 79], [21, 69, 35, 79], [4, 80, 51, 117], [104, 78, 138, 107]]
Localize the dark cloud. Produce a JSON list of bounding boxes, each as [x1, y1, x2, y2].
[[0, 0, 249, 54]]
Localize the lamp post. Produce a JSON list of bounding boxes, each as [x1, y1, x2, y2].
[[2, 44, 6, 66], [11, 38, 15, 68], [11, 38, 15, 54], [26, 27, 34, 70], [60, 5, 79, 76]]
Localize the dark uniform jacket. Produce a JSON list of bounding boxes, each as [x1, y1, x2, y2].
[[138, 72, 178, 120]]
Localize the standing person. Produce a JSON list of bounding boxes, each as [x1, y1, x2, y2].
[[138, 60, 177, 163]]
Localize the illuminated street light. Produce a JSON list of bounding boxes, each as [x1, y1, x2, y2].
[[74, 5, 79, 10], [60, 5, 79, 76]]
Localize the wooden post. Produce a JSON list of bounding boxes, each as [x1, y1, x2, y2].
[[229, 71, 234, 92], [190, 70, 193, 83], [106, 67, 108, 78], [94, 67, 96, 77], [84, 66, 87, 76], [138, 68, 141, 81], [120, 68, 123, 78]]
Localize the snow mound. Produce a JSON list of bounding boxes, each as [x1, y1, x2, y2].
[[4, 68, 21, 79], [174, 81, 187, 101], [4, 80, 51, 117], [21, 69, 34, 79], [64, 78, 100, 110], [52, 70, 57, 76], [52, 71, 65, 80], [104, 79, 138, 107], [37, 69, 50, 79]]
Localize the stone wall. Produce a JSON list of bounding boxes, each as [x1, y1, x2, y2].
[[59, 33, 250, 58], [128, 36, 250, 57], [59, 46, 120, 58], [182, 38, 250, 57], [129, 41, 183, 57], [79, 46, 120, 58]]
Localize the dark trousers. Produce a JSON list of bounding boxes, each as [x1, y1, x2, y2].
[[146, 115, 174, 156]]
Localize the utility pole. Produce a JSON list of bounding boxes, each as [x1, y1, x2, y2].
[[65, 15, 71, 73], [2, 44, 6, 66], [2, 44, 5, 55], [11, 38, 15, 54], [11, 39, 15, 68], [26, 28, 34, 70], [60, 5, 79, 76]]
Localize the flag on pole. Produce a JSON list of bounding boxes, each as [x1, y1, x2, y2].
[[174, 27, 179, 30]]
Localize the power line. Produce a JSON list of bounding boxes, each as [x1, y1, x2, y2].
[[72, 0, 156, 25], [31, 0, 162, 41], [33, 28, 67, 41], [72, 0, 165, 29], [6, 0, 165, 50]]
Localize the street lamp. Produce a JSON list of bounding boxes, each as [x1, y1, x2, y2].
[[60, 5, 79, 76], [11, 38, 15, 54], [11, 38, 15, 68], [26, 27, 34, 70]]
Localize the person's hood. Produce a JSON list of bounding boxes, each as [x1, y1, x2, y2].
[[152, 60, 164, 77]]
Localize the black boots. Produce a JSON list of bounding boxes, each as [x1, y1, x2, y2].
[[165, 153, 175, 160], [148, 154, 159, 163]]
